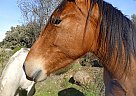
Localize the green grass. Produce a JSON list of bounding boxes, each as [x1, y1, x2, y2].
[[33, 63, 104, 96]]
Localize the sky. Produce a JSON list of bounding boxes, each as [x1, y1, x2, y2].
[[0, 0, 21, 42], [0, 0, 136, 42]]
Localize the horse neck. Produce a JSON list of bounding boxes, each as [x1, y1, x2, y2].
[[92, 1, 136, 95], [95, 44, 136, 95]]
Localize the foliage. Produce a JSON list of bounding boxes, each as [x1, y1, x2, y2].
[[131, 14, 136, 26], [0, 0, 63, 49], [1, 22, 40, 49]]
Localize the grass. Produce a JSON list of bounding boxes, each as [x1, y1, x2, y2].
[[33, 63, 104, 96]]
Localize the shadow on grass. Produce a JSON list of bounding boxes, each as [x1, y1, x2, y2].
[[58, 87, 85, 96]]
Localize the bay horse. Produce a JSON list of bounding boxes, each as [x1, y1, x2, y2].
[[23, 0, 136, 95], [0, 48, 35, 96]]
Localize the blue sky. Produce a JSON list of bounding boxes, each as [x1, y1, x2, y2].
[[0, 0, 21, 41], [105, 0, 136, 17], [0, 0, 136, 41]]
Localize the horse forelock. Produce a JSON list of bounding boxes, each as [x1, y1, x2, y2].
[[97, 1, 136, 72]]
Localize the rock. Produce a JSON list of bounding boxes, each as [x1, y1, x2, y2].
[[73, 70, 91, 86]]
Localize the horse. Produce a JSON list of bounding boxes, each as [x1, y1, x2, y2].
[[23, 0, 136, 95], [0, 48, 35, 96]]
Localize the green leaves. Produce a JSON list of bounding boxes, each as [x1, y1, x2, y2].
[[1, 22, 40, 49], [131, 14, 136, 26]]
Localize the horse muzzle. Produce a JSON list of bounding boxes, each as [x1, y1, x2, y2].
[[23, 63, 47, 82]]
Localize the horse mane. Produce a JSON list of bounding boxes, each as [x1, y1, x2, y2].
[[96, 1, 136, 71]]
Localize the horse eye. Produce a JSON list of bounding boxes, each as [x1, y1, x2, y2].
[[50, 18, 62, 25]]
